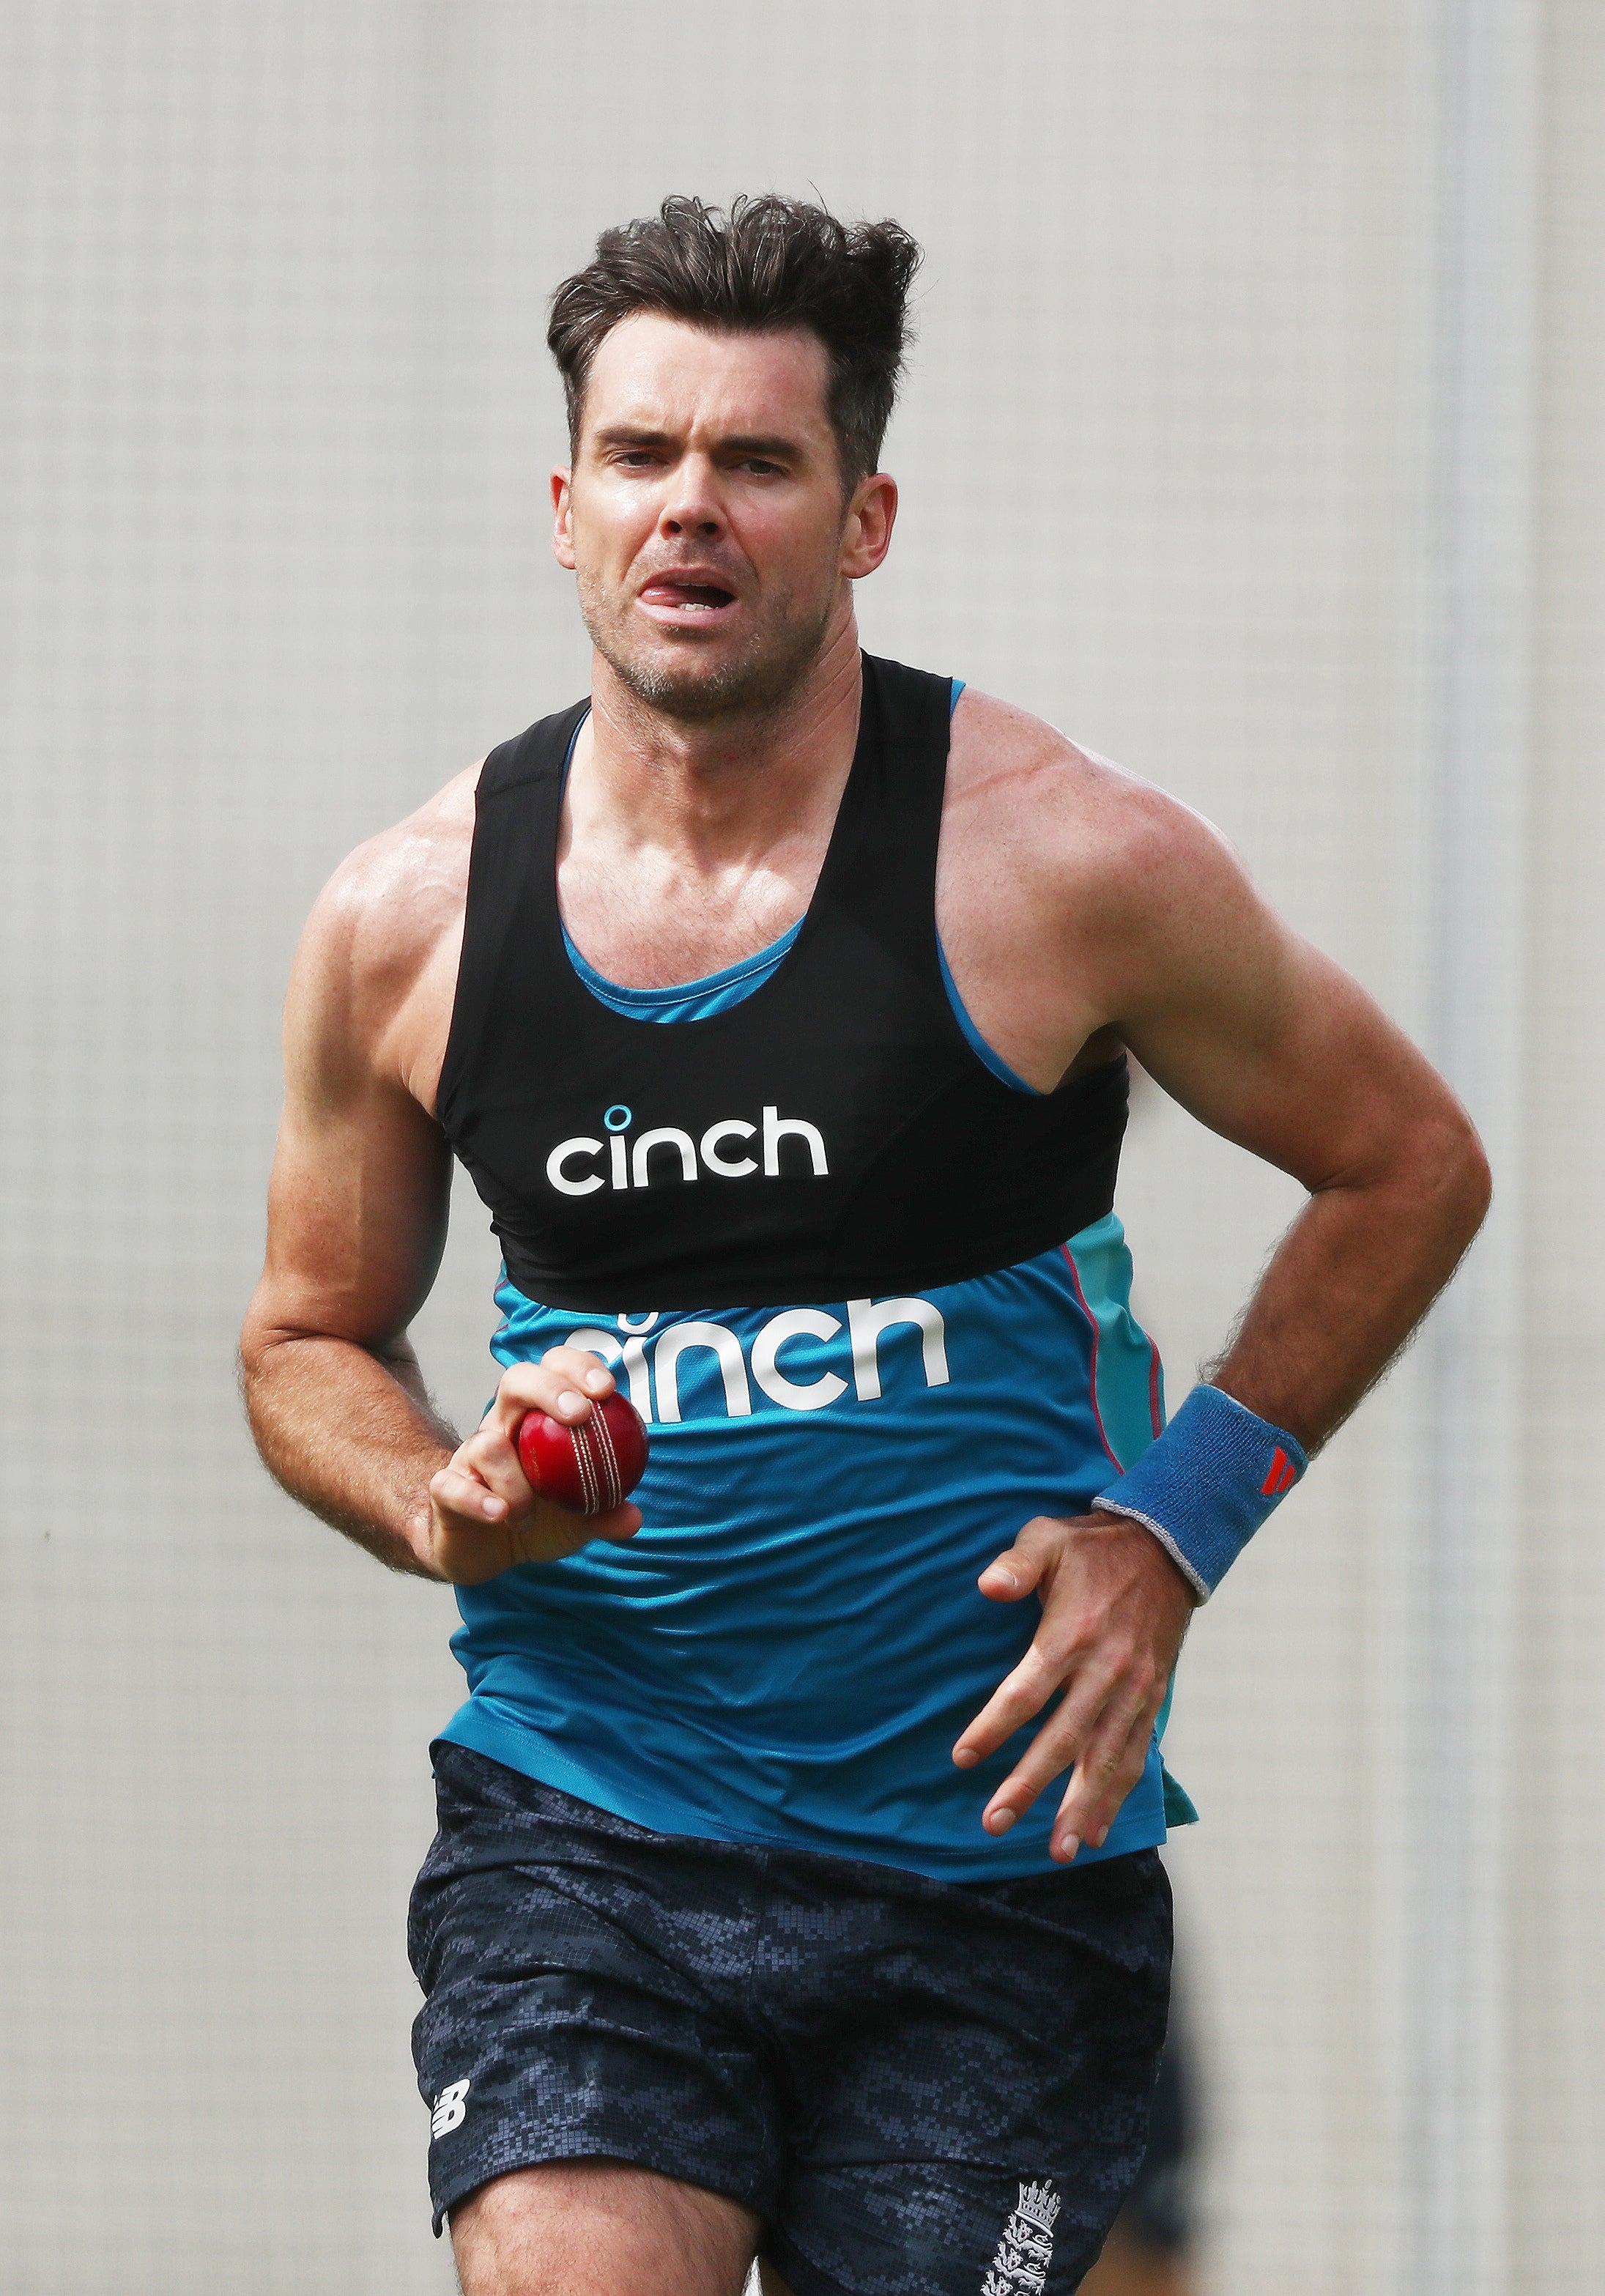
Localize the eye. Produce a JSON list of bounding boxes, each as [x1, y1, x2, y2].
[[737, 458, 784, 478]]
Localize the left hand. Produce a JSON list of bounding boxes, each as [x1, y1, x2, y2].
[[953, 1511, 1196, 1864]]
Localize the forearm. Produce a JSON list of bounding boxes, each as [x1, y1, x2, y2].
[[1207, 1130, 1490, 1451], [241, 1327, 458, 1577]]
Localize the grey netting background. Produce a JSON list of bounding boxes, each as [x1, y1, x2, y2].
[[1, 4, 1598, 2290]]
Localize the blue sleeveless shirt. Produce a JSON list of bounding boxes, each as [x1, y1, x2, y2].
[[436, 681, 1193, 1879]]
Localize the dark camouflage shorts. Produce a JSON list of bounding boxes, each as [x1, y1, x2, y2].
[[409, 1744, 1171, 2295]]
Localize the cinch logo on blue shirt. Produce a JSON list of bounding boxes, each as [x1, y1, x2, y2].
[[544, 1105, 829, 1197], [559, 1298, 949, 1422]]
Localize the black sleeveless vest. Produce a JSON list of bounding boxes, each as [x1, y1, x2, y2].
[[437, 653, 1127, 1312]]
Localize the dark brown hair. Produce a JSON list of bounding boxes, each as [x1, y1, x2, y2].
[[548, 195, 922, 489]]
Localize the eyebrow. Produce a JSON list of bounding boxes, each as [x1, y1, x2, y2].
[[590, 425, 809, 461]]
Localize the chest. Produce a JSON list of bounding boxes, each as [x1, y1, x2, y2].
[[555, 838, 825, 990], [551, 826, 1111, 1097]]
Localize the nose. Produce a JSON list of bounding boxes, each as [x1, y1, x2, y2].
[[658, 452, 724, 542]]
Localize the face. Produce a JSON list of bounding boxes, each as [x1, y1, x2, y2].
[[552, 313, 897, 721]]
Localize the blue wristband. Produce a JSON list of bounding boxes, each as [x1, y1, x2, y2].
[[1092, 1384, 1308, 1601]]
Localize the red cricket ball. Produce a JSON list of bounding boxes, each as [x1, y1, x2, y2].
[[515, 1391, 650, 1517]]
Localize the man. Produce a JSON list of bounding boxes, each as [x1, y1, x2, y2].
[[240, 196, 1489, 2296]]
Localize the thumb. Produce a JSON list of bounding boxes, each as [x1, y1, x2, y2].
[[977, 1519, 1059, 1602]]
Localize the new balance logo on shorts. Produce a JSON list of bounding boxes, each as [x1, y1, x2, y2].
[[980, 2179, 1061, 2295], [431, 2080, 470, 2138]]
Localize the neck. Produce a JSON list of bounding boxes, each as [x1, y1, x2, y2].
[[574, 610, 864, 868]]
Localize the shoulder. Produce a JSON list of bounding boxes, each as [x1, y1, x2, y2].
[[286, 763, 481, 1100], [939, 689, 1289, 1048], [944, 687, 1239, 919]]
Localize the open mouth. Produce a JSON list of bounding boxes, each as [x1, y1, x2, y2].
[[638, 578, 738, 616]]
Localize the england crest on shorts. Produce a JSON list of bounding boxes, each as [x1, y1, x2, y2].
[[979, 2178, 1061, 2295]]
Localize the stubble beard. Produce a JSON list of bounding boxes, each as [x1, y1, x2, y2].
[[577, 570, 839, 727]]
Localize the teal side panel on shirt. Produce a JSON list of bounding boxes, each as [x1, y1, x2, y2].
[[1063, 1216, 1166, 1471], [1059, 1218, 1196, 1829]]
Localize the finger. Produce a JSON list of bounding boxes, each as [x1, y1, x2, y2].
[[1050, 1686, 1166, 1862], [455, 1422, 538, 1514], [541, 1343, 618, 1394], [534, 1344, 619, 1418], [429, 1460, 510, 1527], [582, 1500, 643, 1544], [972, 1662, 1127, 1834], [952, 1599, 1102, 1766], [955, 1667, 1070, 1770], [488, 1351, 616, 1436], [975, 1514, 1066, 1603]]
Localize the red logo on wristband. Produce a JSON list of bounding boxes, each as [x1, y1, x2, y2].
[[1261, 1447, 1297, 1497]]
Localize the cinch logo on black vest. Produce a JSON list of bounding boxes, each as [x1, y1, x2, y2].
[[545, 1106, 829, 1198], [435, 655, 1128, 1314]]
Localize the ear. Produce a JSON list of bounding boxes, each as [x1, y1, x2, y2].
[[551, 467, 577, 571], [839, 472, 898, 582]]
